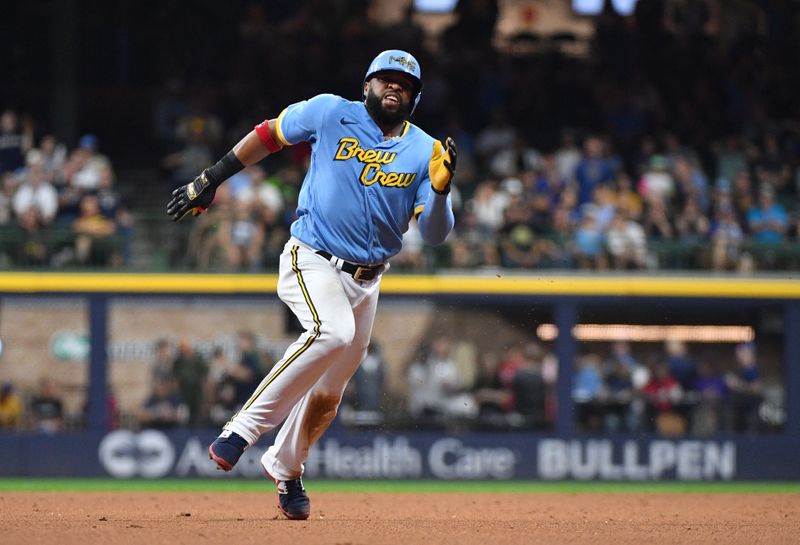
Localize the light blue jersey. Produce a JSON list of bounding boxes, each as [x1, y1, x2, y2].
[[275, 94, 450, 264]]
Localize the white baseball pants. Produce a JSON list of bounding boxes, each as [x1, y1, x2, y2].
[[225, 236, 381, 480]]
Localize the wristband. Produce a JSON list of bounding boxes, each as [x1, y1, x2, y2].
[[205, 151, 244, 188], [255, 120, 282, 153]]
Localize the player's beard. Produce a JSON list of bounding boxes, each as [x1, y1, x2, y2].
[[365, 88, 409, 128]]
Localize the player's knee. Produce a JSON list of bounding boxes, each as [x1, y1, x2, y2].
[[322, 318, 355, 350]]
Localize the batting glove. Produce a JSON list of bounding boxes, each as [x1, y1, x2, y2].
[[166, 170, 217, 222], [428, 137, 457, 194]]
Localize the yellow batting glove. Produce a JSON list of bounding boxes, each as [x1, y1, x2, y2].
[[428, 137, 457, 194]]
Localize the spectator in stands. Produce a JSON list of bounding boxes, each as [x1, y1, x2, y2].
[[161, 118, 215, 190], [753, 133, 791, 196], [573, 210, 606, 269], [672, 156, 710, 213], [38, 134, 67, 179], [206, 346, 240, 427], [470, 179, 508, 233], [0, 110, 32, 175], [573, 353, 604, 431], [472, 351, 510, 426], [710, 202, 746, 270], [29, 378, 64, 433], [12, 158, 58, 225], [638, 155, 674, 204], [0, 383, 22, 430], [575, 135, 616, 205], [151, 337, 175, 384], [138, 377, 188, 429], [642, 361, 684, 435], [225, 199, 264, 271], [171, 338, 209, 427], [604, 208, 648, 269], [342, 342, 386, 425], [692, 360, 729, 435], [643, 197, 675, 241], [71, 134, 112, 191], [747, 183, 788, 244], [9, 208, 49, 266], [665, 339, 696, 392], [725, 342, 763, 433], [407, 335, 477, 422], [72, 193, 119, 267], [226, 330, 264, 407]]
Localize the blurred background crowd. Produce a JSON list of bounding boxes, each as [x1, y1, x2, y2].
[[0, 0, 795, 436], [0, 329, 780, 436], [2, 0, 799, 272]]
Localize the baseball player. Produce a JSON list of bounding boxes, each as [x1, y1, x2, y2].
[[166, 50, 456, 520]]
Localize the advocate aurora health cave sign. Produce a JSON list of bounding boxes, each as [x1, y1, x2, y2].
[[97, 430, 739, 481]]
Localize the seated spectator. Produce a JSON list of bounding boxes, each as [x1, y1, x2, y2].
[[604, 208, 648, 269], [12, 159, 58, 225], [9, 208, 49, 266], [38, 134, 67, 178], [747, 183, 788, 244], [71, 134, 112, 191], [138, 377, 188, 429], [710, 203, 745, 270], [225, 199, 264, 271], [407, 335, 477, 422], [642, 361, 684, 435], [72, 193, 119, 266], [472, 352, 510, 425], [30, 378, 64, 433], [573, 211, 607, 269], [0, 383, 22, 430]]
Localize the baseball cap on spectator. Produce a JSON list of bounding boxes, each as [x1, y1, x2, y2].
[[759, 183, 775, 198], [715, 177, 731, 193], [500, 177, 523, 195], [78, 134, 98, 150], [649, 155, 668, 170], [25, 149, 44, 167]]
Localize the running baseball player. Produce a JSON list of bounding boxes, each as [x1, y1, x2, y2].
[[166, 50, 456, 520]]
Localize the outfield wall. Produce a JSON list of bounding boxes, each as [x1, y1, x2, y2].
[[0, 272, 798, 480]]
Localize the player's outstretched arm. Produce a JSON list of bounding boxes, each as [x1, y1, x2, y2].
[[418, 137, 457, 245], [166, 120, 283, 222]]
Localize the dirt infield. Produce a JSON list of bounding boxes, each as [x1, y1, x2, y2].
[[1, 491, 798, 545]]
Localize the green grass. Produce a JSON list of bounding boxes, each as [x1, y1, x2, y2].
[[0, 479, 797, 494]]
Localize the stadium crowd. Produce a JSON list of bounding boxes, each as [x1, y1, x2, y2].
[[0, 1, 793, 436], [3, 1, 799, 272], [0, 110, 131, 268]]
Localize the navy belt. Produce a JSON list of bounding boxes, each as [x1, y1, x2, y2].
[[315, 250, 384, 281]]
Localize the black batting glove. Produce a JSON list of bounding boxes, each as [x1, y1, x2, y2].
[[166, 170, 217, 222]]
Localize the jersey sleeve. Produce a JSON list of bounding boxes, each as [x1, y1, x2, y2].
[[274, 94, 338, 146], [412, 138, 437, 218]]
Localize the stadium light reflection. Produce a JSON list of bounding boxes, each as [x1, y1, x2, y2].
[[536, 324, 755, 343]]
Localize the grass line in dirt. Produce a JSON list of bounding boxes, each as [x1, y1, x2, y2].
[[0, 479, 797, 494]]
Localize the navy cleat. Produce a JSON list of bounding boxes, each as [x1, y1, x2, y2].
[[276, 478, 310, 520], [208, 431, 248, 471]]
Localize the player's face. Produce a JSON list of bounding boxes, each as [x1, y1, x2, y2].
[[364, 72, 415, 127]]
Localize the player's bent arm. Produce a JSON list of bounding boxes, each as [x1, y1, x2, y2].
[[417, 191, 454, 246], [208, 119, 283, 186]]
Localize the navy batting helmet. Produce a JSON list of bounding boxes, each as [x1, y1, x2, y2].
[[363, 50, 422, 114]]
